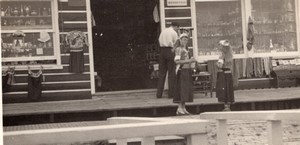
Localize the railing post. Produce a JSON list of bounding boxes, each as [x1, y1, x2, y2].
[[267, 120, 282, 145], [116, 139, 127, 145], [142, 136, 155, 145], [217, 119, 228, 145], [186, 134, 208, 145]]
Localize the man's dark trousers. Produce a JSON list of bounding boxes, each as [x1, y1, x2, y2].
[[156, 47, 176, 98]]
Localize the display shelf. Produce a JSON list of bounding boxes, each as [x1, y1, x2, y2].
[[252, 10, 295, 13], [254, 31, 296, 35], [254, 21, 296, 25], [1, 16, 52, 18], [198, 23, 242, 27], [2, 25, 53, 30], [198, 33, 241, 38]]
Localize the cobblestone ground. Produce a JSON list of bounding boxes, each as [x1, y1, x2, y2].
[[206, 120, 300, 145]]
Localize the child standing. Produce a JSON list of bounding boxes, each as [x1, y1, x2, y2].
[[216, 40, 235, 111]]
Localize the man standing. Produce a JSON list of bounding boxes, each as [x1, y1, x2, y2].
[[157, 22, 179, 98]]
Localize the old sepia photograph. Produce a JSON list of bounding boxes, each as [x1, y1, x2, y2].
[[1, 0, 300, 145]]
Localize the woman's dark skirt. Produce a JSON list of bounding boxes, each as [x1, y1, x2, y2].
[[70, 50, 84, 73], [216, 70, 234, 104], [173, 68, 193, 103]]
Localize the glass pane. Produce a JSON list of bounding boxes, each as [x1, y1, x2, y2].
[[2, 60, 56, 66], [196, 1, 243, 56], [1, 1, 52, 30], [251, 0, 297, 53], [1, 32, 54, 58]]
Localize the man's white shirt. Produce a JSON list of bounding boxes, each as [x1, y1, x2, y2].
[[159, 27, 178, 47]]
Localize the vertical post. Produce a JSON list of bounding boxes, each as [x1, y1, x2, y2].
[[217, 119, 228, 145], [267, 120, 282, 145], [86, 0, 96, 94], [49, 114, 54, 123], [196, 106, 200, 114], [251, 102, 256, 110], [190, 0, 199, 61], [153, 108, 157, 116], [242, 0, 250, 58], [142, 137, 155, 145], [186, 134, 207, 145], [116, 139, 127, 145]]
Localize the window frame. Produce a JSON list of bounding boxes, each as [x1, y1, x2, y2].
[[1, 0, 61, 70], [192, 0, 300, 61]]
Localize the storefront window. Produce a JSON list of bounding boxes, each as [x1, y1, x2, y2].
[[196, 1, 243, 56], [251, 0, 297, 53], [1, 0, 58, 66]]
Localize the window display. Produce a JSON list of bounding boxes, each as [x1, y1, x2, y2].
[[251, 0, 298, 53], [1, 1, 52, 30], [1, 0, 57, 66], [195, 1, 243, 56], [2, 32, 54, 58]]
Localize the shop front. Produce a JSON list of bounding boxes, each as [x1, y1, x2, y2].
[[160, 0, 300, 89], [2, 0, 300, 103], [1, 0, 95, 103]]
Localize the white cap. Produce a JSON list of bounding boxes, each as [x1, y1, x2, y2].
[[219, 40, 230, 46], [179, 33, 189, 39]]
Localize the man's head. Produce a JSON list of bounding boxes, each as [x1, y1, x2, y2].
[[170, 22, 180, 32]]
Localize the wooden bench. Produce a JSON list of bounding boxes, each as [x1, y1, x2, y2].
[[200, 110, 300, 145]]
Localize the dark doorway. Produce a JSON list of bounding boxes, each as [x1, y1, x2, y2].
[[91, 0, 160, 92]]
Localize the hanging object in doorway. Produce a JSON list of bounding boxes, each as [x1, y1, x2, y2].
[[153, 4, 160, 23]]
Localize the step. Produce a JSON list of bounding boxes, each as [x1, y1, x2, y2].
[[3, 89, 92, 104], [11, 72, 90, 83], [3, 81, 91, 92]]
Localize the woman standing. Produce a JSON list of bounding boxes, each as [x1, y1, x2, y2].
[[173, 33, 197, 115], [216, 40, 235, 111]]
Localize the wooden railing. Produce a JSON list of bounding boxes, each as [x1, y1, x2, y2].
[[4, 117, 210, 145], [200, 110, 300, 145]]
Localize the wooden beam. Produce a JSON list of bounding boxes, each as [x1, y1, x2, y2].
[[141, 137, 155, 145], [217, 119, 228, 145], [267, 120, 282, 145], [187, 134, 208, 145], [4, 118, 209, 145], [200, 110, 300, 121]]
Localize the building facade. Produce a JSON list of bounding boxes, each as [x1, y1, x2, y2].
[[1, 0, 300, 103]]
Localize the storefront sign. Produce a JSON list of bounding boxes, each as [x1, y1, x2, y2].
[[167, 0, 187, 6]]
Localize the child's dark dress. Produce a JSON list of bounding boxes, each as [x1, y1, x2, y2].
[[216, 55, 235, 104], [173, 47, 193, 103]]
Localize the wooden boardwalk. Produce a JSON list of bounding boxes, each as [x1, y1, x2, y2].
[[3, 87, 300, 117]]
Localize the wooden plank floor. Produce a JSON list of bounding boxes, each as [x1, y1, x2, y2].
[[3, 87, 300, 117]]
